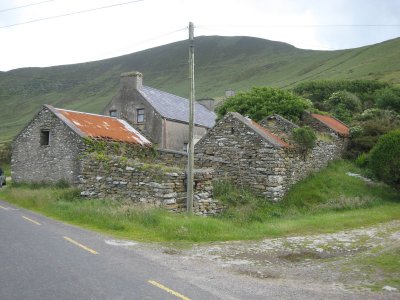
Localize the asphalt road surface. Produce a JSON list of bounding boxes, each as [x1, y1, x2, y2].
[[0, 200, 215, 300]]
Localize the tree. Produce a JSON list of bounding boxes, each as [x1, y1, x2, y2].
[[368, 130, 400, 190], [216, 87, 312, 122]]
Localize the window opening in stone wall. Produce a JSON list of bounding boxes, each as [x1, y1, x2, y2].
[[137, 108, 145, 123], [40, 130, 50, 146], [183, 142, 188, 152], [109, 110, 117, 117]]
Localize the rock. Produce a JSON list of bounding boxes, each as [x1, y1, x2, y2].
[[382, 286, 398, 292]]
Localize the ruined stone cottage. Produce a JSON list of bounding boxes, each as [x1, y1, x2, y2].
[[195, 112, 349, 201], [11, 104, 221, 215], [102, 72, 216, 151], [11, 104, 151, 184]]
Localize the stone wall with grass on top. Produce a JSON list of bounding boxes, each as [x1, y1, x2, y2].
[[78, 154, 223, 216]]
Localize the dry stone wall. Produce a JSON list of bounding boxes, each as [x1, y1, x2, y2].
[[195, 113, 348, 201], [195, 114, 290, 201], [78, 154, 223, 216]]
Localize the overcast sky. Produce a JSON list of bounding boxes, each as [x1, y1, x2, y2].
[[1, 0, 399, 71]]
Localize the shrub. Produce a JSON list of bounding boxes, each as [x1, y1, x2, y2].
[[325, 90, 362, 123], [292, 126, 317, 151], [216, 86, 312, 122], [355, 152, 369, 168], [0, 142, 11, 163], [374, 87, 400, 113], [368, 130, 400, 190], [346, 109, 400, 158]]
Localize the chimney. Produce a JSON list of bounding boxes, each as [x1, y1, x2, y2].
[[225, 89, 235, 98], [196, 98, 215, 112], [120, 71, 143, 90]]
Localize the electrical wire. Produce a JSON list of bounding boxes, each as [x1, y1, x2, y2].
[[0, 0, 144, 28], [0, 0, 56, 13]]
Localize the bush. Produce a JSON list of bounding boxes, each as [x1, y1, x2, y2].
[[346, 109, 400, 158], [355, 152, 369, 168], [292, 126, 317, 151], [216, 86, 312, 122], [325, 91, 362, 123], [0, 142, 11, 164], [368, 130, 400, 190], [374, 87, 400, 113]]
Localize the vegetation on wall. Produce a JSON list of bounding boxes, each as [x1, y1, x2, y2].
[[292, 126, 317, 152], [216, 86, 312, 122]]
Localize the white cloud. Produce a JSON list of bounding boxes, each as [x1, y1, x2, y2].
[[0, 0, 399, 70]]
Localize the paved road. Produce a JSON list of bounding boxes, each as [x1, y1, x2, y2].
[[0, 200, 217, 300]]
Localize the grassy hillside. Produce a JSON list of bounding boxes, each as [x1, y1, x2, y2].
[[1, 36, 400, 143]]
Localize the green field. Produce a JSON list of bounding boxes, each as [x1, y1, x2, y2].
[[1, 36, 400, 143], [0, 160, 398, 243]]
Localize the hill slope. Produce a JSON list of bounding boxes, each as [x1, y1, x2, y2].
[[1, 36, 400, 142]]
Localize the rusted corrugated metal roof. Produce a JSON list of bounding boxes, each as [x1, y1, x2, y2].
[[229, 112, 289, 148], [250, 120, 290, 148], [311, 113, 349, 137], [47, 105, 151, 146]]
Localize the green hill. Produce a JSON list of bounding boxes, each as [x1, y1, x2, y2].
[[1, 36, 400, 143]]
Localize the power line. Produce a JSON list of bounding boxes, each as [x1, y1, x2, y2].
[[0, 0, 144, 29], [0, 0, 56, 13]]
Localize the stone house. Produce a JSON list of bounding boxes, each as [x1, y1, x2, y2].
[[12, 104, 222, 215], [195, 112, 349, 201], [11, 104, 151, 184], [102, 72, 216, 151]]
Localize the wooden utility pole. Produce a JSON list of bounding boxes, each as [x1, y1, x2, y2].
[[187, 22, 195, 213]]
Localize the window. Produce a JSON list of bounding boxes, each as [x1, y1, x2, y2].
[[109, 110, 117, 117], [40, 130, 50, 146], [137, 108, 145, 123], [183, 142, 188, 152]]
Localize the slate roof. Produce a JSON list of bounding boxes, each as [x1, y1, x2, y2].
[[311, 113, 350, 137], [46, 105, 151, 146], [231, 112, 289, 148], [139, 86, 216, 128]]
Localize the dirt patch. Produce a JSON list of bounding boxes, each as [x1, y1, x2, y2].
[[178, 220, 400, 296]]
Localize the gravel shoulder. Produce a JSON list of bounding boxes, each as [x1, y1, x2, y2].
[[132, 220, 400, 299]]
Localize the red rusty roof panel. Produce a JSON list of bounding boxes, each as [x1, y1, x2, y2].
[[250, 120, 290, 148], [53, 107, 151, 146], [311, 113, 350, 137]]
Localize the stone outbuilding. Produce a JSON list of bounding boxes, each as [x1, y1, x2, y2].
[[195, 112, 349, 201], [302, 112, 350, 138], [102, 71, 216, 151], [195, 112, 291, 200], [11, 105, 151, 184]]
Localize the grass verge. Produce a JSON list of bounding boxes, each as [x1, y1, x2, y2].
[[0, 160, 399, 243]]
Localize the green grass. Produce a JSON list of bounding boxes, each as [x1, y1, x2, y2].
[[356, 245, 400, 291], [0, 161, 399, 243], [1, 163, 10, 177]]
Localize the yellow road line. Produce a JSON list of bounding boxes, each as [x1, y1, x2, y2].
[[22, 216, 41, 225], [0, 205, 8, 210], [148, 280, 191, 300], [63, 236, 98, 255]]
